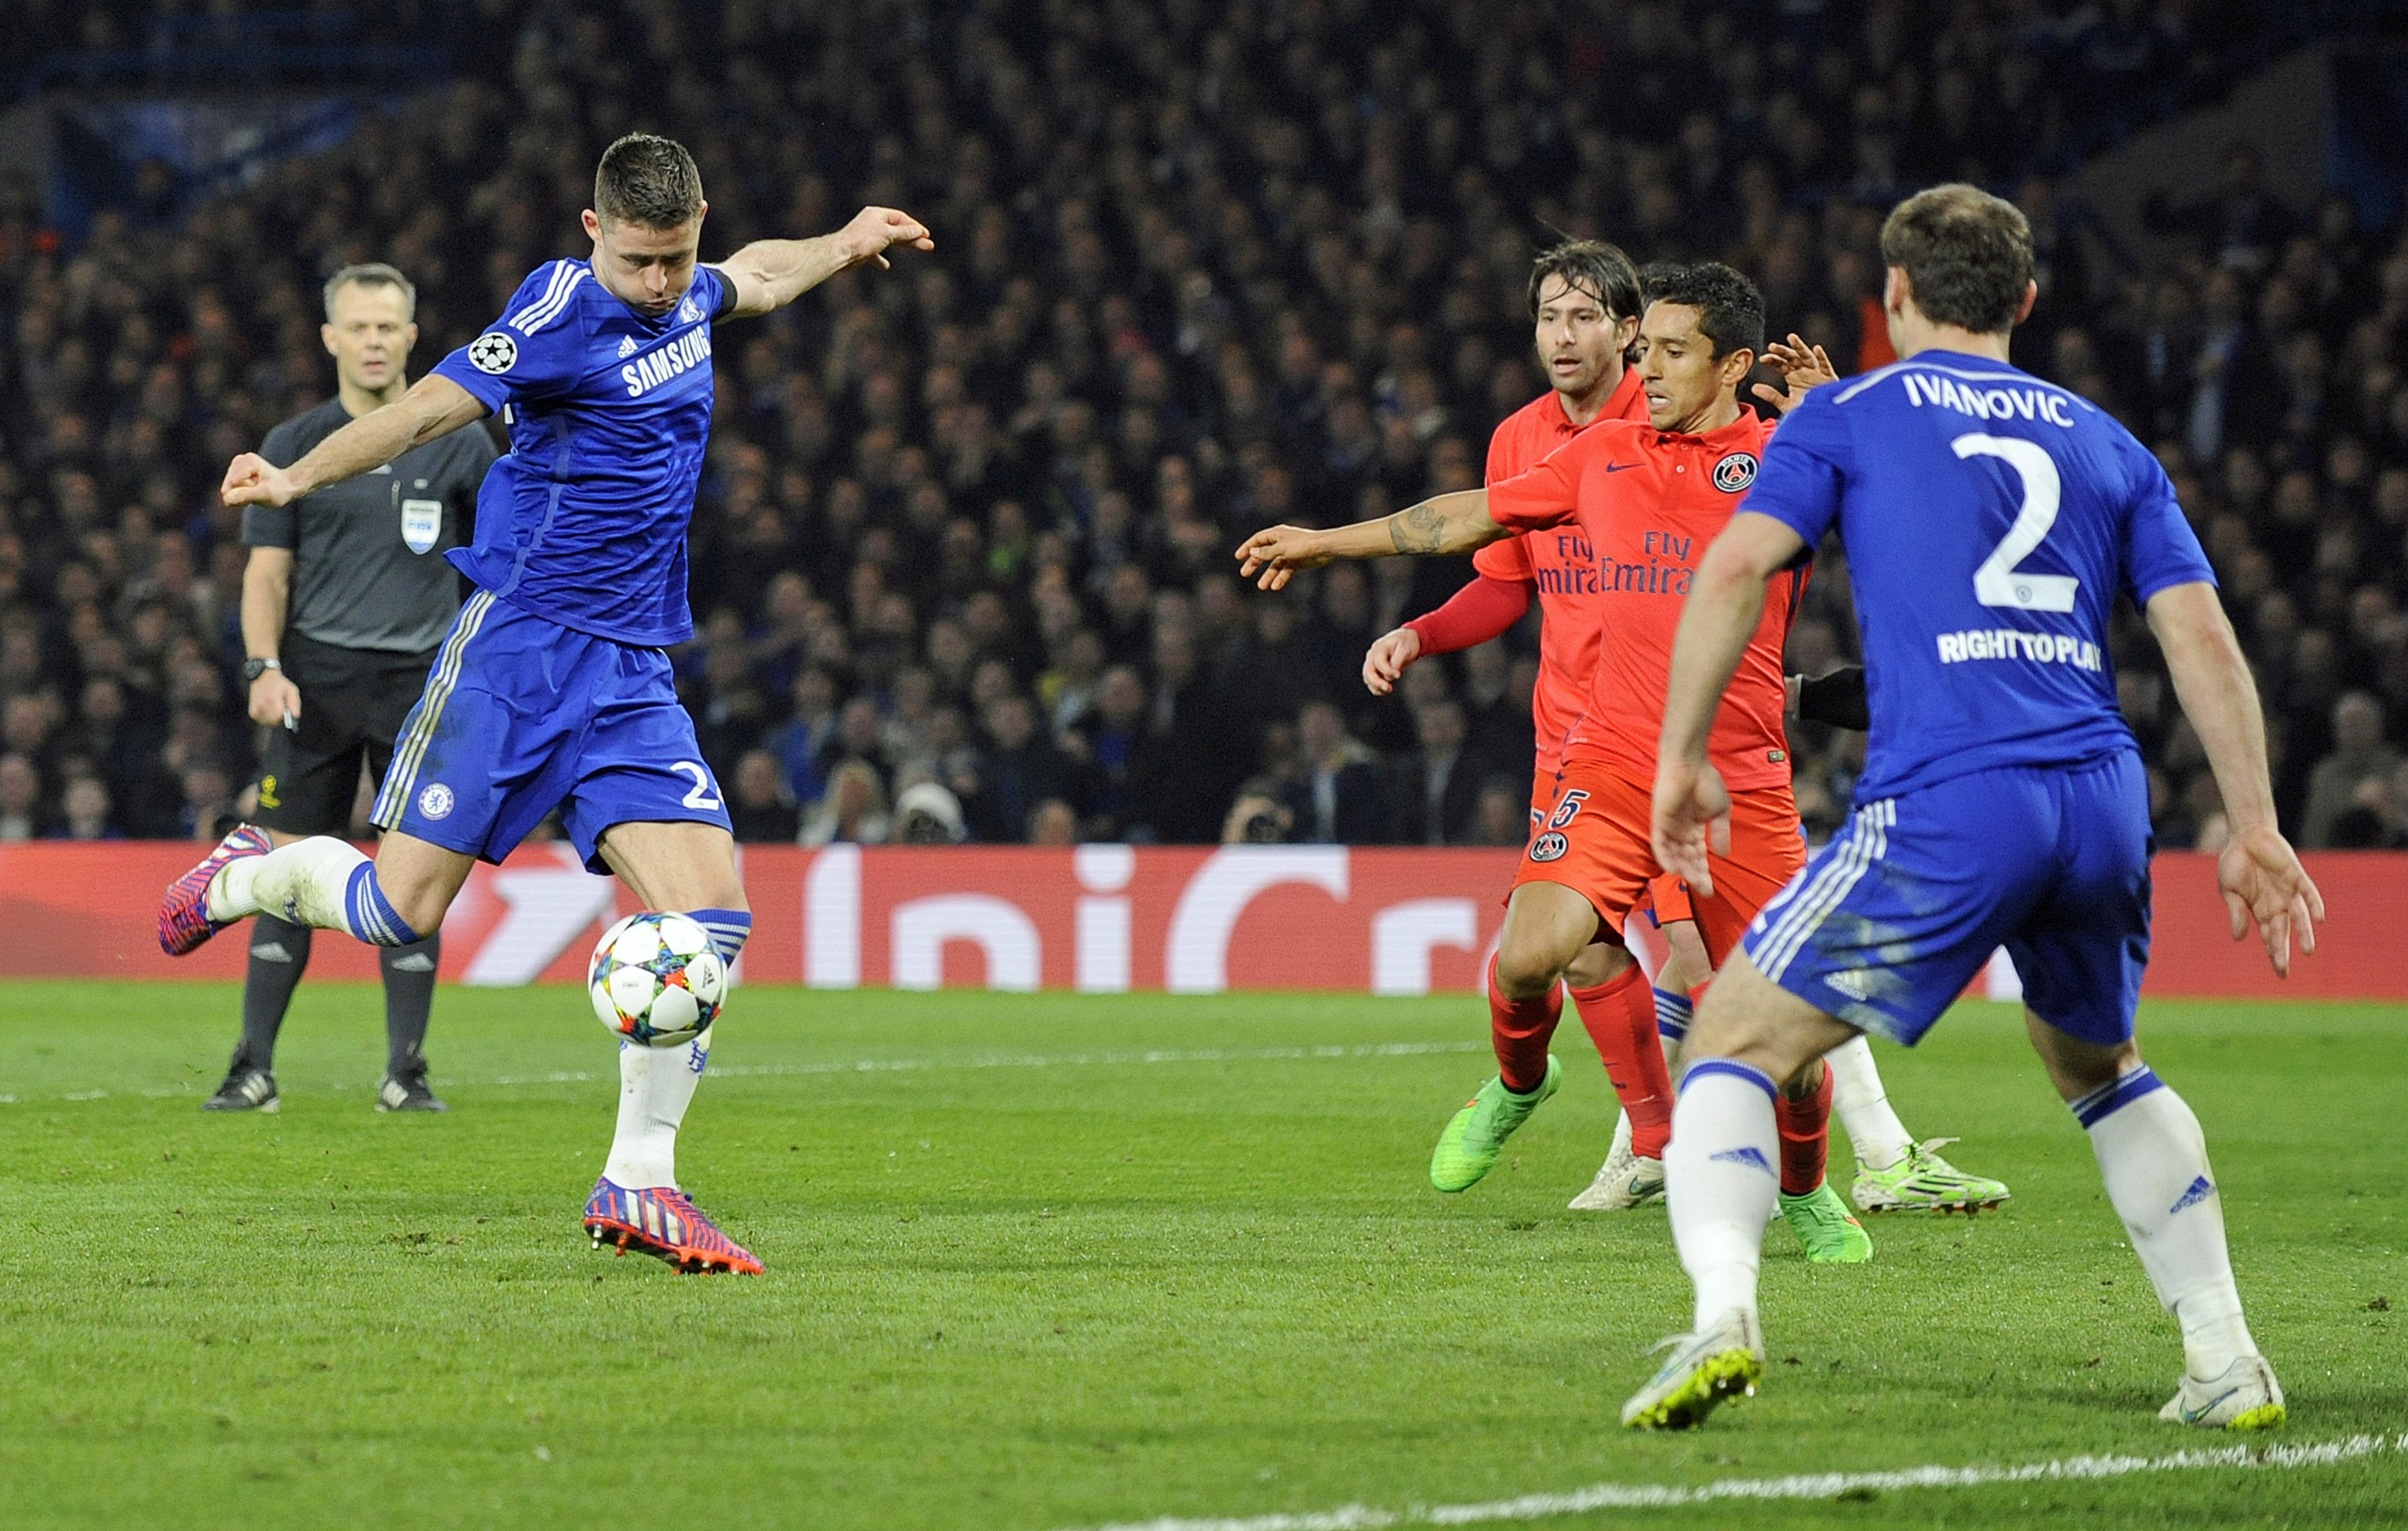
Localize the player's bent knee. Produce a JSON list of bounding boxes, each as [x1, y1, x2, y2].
[[371, 832, 476, 936], [1494, 933, 1577, 1001], [1683, 956, 1852, 1083], [1562, 940, 1633, 991], [2025, 1009, 2140, 1102]]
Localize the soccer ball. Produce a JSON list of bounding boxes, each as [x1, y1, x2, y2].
[[588, 912, 727, 1047]]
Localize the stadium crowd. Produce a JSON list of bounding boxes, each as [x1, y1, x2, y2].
[[1, 0, 2402, 848]]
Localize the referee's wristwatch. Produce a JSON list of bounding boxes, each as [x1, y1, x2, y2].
[[242, 657, 282, 684]]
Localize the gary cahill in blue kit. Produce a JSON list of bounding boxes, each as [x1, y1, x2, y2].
[[164, 133, 934, 1275], [1624, 185, 2323, 1433]]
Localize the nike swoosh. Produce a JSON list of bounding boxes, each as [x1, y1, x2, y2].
[[1604, 463, 1636, 473], [2185, 1387, 2240, 1423]]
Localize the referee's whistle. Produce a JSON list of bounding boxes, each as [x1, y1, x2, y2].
[[282, 710, 297, 731]]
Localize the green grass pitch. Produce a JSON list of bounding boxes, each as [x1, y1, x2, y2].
[[1, 984, 2401, 1529]]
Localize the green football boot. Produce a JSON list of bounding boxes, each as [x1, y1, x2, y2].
[[1779, 1179, 1873, 1263], [1850, 1137, 2010, 1213], [1429, 1055, 1563, 1192]]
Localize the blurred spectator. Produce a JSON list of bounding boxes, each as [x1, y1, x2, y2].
[[1471, 775, 1530, 848], [767, 668, 842, 808], [1285, 700, 1386, 845], [0, 754, 40, 840], [801, 760, 891, 847], [180, 762, 238, 840], [1388, 697, 1488, 847], [55, 776, 116, 840], [970, 694, 1075, 844], [726, 748, 800, 844], [1222, 779, 1296, 845], [1027, 798, 1080, 847], [895, 781, 970, 845], [2301, 692, 2401, 848]]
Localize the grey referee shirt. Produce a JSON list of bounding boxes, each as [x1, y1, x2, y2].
[[241, 398, 497, 653]]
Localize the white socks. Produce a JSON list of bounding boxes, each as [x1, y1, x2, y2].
[[603, 1037, 709, 1190], [1664, 1061, 1781, 1330], [2075, 1066, 2257, 1379], [210, 835, 369, 930], [1826, 1035, 1913, 1170]]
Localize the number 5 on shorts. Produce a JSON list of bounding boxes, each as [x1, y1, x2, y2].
[[1548, 789, 1589, 829]]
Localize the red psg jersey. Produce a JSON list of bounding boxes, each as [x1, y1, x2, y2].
[[1473, 367, 1650, 771], [1488, 409, 1805, 793]]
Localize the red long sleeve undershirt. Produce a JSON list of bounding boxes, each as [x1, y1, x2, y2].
[[1403, 574, 1530, 655]]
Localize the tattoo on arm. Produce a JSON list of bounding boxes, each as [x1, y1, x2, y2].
[[1389, 502, 1446, 555]]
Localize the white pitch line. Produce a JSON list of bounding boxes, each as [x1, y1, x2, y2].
[[1063, 1433, 2407, 1531], [0, 1039, 1486, 1105]]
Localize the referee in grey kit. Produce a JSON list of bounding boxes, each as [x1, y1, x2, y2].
[[205, 263, 494, 1114]]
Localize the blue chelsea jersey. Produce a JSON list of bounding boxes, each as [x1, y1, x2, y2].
[[430, 260, 735, 647], [1742, 350, 2215, 802]]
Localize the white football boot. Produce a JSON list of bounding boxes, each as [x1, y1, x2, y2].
[[1621, 1307, 1765, 1429], [1569, 1112, 1665, 1211], [2158, 1354, 2286, 1429]]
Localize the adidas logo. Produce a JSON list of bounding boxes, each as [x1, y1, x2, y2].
[[387, 952, 436, 972], [617, 334, 639, 358], [250, 941, 294, 962], [2169, 1174, 2217, 1215], [1711, 1146, 1774, 1173], [1823, 969, 1872, 1001]]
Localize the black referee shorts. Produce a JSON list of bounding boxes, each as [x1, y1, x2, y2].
[[253, 634, 438, 837]]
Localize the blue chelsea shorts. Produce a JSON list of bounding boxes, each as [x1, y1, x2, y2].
[[1742, 752, 2152, 1048], [370, 590, 733, 873]]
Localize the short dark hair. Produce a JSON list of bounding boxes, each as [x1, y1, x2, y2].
[[1527, 238, 1642, 323], [1640, 261, 1765, 360], [593, 133, 704, 229], [322, 262, 416, 321], [1878, 184, 2035, 336]]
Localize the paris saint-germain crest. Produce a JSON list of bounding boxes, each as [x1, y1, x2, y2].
[[1712, 451, 1758, 492]]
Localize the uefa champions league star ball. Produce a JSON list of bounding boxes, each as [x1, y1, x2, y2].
[[588, 911, 728, 1047]]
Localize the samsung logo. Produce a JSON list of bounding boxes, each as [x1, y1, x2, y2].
[[621, 328, 713, 397]]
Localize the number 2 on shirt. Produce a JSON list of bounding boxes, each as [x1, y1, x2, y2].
[[1955, 433, 2079, 613]]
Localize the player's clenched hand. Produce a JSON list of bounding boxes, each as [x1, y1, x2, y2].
[[2216, 821, 2324, 978], [1752, 333, 1838, 416], [839, 207, 935, 271], [221, 452, 298, 508], [1363, 627, 1421, 696], [1652, 758, 1733, 899], [1235, 526, 1330, 591]]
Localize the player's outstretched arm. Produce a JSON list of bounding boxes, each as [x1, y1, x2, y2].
[[717, 207, 934, 318], [2147, 580, 2325, 976], [1653, 511, 1808, 896], [1236, 490, 1503, 591], [221, 375, 487, 508]]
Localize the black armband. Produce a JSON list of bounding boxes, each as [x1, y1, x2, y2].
[[1795, 665, 1869, 731]]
